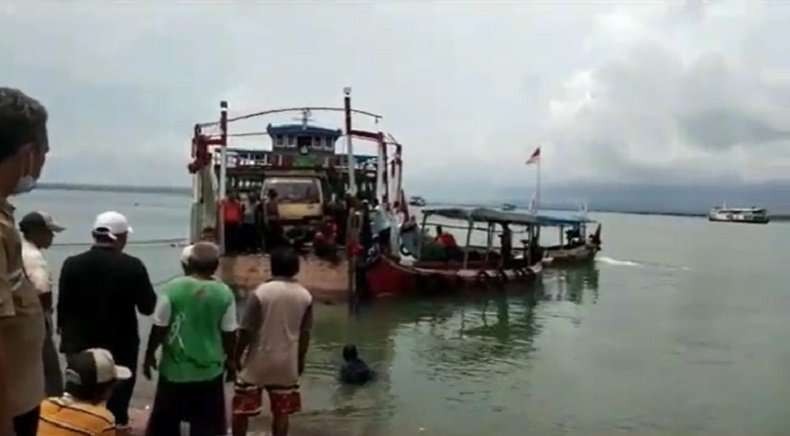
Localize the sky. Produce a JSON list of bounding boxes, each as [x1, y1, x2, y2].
[[2, 1, 789, 209]]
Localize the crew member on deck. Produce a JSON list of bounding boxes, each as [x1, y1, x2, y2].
[[222, 192, 243, 254]]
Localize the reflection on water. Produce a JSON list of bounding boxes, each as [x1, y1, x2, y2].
[[542, 264, 600, 304], [297, 265, 601, 435]]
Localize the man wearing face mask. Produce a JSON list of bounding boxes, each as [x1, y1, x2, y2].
[[0, 87, 50, 436]]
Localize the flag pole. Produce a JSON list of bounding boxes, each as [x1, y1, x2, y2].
[[536, 151, 541, 212]]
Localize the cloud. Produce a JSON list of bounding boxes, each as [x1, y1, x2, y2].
[[1, 1, 788, 201]]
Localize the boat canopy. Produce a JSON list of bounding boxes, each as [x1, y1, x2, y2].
[[423, 207, 595, 227], [423, 207, 539, 225], [532, 213, 596, 227]]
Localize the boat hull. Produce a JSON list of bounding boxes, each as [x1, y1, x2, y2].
[[544, 243, 599, 265], [365, 255, 542, 298], [708, 216, 770, 224]]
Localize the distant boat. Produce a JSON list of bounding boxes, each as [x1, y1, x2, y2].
[[409, 196, 427, 207], [708, 204, 769, 224], [502, 203, 517, 211]]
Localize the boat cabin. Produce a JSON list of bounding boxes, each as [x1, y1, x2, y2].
[[414, 207, 544, 270]]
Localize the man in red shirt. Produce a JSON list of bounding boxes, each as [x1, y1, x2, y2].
[[434, 225, 458, 248], [222, 192, 243, 254], [434, 225, 463, 262]]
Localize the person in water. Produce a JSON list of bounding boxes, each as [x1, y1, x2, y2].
[[340, 345, 375, 385]]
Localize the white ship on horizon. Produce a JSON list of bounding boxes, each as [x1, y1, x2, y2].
[[708, 203, 769, 224]]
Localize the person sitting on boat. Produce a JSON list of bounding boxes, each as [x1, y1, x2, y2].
[[565, 227, 581, 248], [434, 226, 463, 262], [339, 344, 375, 385]]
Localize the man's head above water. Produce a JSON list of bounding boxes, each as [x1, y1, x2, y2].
[[0, 87, 49, 199]]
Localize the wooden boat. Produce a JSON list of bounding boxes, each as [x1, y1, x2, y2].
[[365, 207, 544, 298], [538, 215, 601, 265]]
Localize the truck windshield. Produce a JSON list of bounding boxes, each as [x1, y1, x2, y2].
[[263, 178, 321, 204]]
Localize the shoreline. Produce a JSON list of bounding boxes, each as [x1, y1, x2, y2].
[[36, 183, 789, 221]]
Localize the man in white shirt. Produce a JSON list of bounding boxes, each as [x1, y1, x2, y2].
[[233, 247, 313, 436], [19, 211, 65, 397]]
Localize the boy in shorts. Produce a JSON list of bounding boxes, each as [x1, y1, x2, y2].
[[232, 247, 313, 436]]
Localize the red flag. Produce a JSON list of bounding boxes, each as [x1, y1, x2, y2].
[[526, 147, 540, 165]]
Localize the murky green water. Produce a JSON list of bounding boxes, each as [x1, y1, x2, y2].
[[15, 190, 790, 435]]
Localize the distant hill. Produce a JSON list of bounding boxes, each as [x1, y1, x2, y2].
[[38, 182, 190, 196]]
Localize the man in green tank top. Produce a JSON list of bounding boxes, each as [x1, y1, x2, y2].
[[143, 242, 238, 436]]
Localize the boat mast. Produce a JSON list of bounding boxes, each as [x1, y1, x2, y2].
[[344, 87, 356, 196]]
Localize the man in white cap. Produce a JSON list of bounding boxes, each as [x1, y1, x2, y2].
[[19, 211, 66, 397], [38, 348, 131, 435], [57, 211, 156, 429]]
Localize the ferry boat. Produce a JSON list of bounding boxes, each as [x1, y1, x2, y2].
[[187, 89, 407, 302], [708, 204, 769, 224]]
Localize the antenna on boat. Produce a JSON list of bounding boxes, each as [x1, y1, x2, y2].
[[293, 108, 313, 129]]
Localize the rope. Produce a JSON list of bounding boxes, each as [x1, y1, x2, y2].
[[52, 238, 187, 248], [152, 273, 182, 288]]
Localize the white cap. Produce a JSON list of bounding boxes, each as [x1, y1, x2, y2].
[[65, 348, 132, 387], [180, 244, 194, 266], [92, 211, 133, 240]]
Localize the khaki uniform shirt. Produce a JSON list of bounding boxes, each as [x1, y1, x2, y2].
[[0, 199, 45, 416]]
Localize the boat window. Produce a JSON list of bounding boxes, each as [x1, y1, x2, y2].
[[263, 177, 321, 204], [276, 135, 284, 146]]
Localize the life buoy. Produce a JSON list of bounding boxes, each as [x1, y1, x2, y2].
[[400, 244, 412, 257]]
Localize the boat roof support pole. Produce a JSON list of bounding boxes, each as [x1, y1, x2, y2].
[[218, 100, 228, 255], [418, 213, 429, 259], [462, 219, 473, 269]]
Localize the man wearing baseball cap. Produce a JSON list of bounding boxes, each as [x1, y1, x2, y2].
[[57, 211, 156, 429], [19, 211, 66, 398], [38, 348, 131, 435]]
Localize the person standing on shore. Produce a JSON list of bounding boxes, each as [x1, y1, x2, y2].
[[0, 87, 50, 436], [20, 211, 66, 397], [143, 241, 238, 436], [57, 211, 157, 430], [232, 247, 313, 436]]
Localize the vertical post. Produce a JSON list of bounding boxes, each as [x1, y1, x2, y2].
[[344, 87, 357, 196], [536, 158, 541, 212], [218, 100, 228, 254], [559, 225, 564, 248], [381, 135, 389, 205], [463, 219, 473, 269]]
